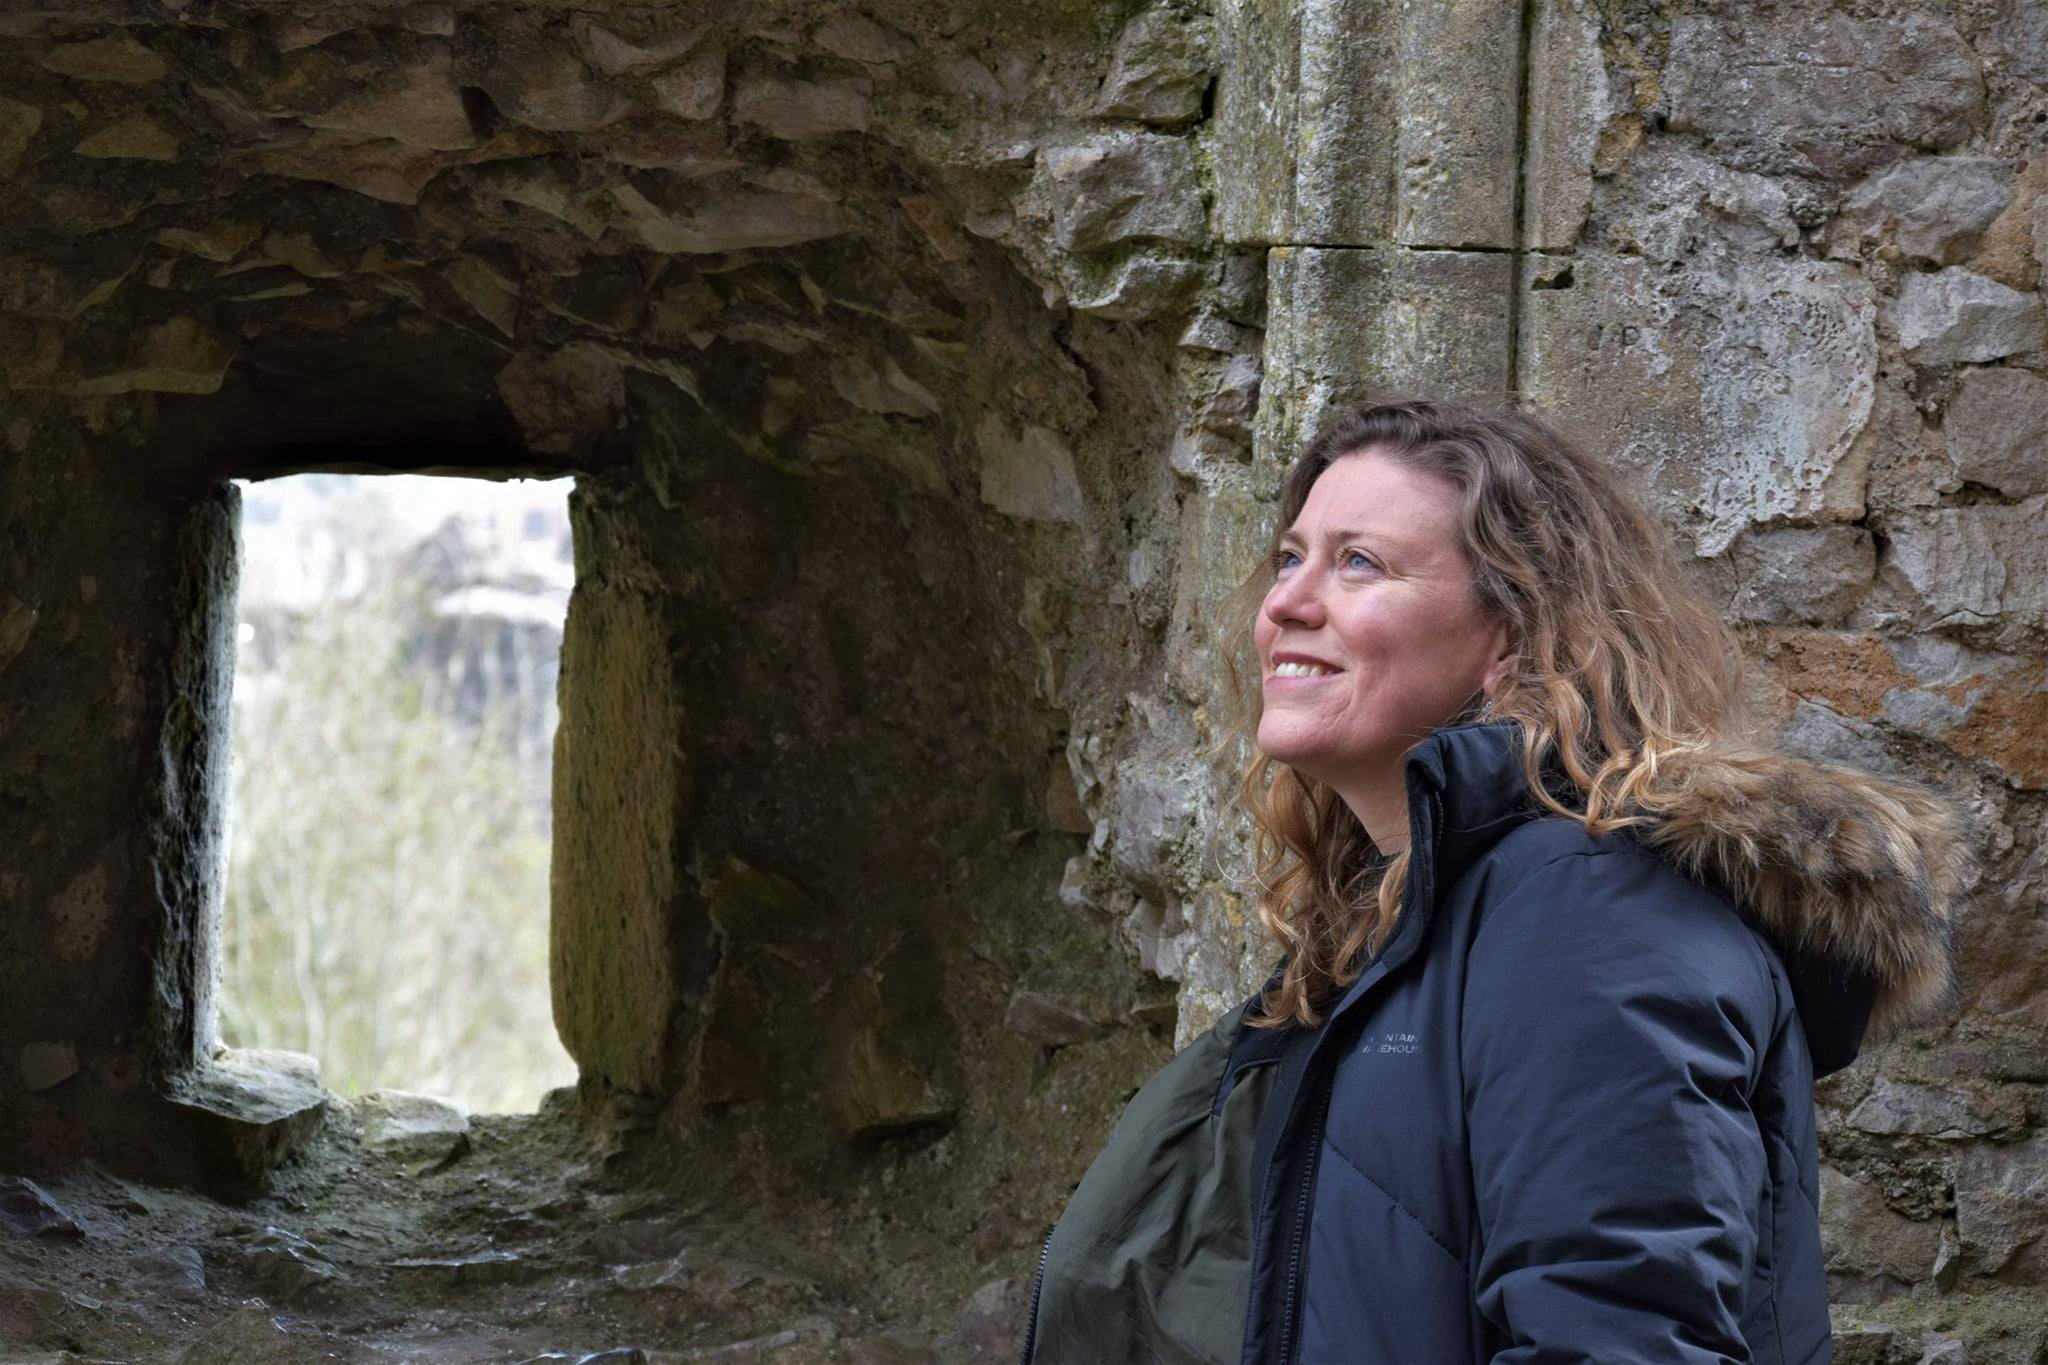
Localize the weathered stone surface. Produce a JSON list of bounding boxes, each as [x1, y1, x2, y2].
[[1106, 749, 1201, 906], [1067, 252, 1205, 322], [1820, 1166, 1942, 1288], [1004, 990, 1110, 1047], [1916, 1335, 1969, 1365], [1177, 312, 1251, 354], [234, 1225, 342, 1304], [301, 52, 475, 150], [1832, 1326, 1901, 1365], [1603, 141, 1809, 260], [585, 1215, 689, 1267], [0, 1178, 82, 1238], [1664, 11, 1982, 179], [1888, 268, 2045, 364], [734, 76, 870, 139], [610, 182, 845, 253], [1845, 1075, 2024, 1137], [442, 257, 520, 338], [497, 343, 624, 458], [483, 45, 630, 133], [929, 51, 1007, 105], [42, 32, 166, 84], [827, 353, 938, 417], [1388, 0, 1519, 248], [130, 1246, 206, 1303], [952, 1277, 1029, 1357], [550, 558, 693, 1098], [73, 113, 178, 162], [161, 1050, 329, 1185], [0, 97, 41, 178], [246, 129, 452, 206], [581, 23, 695, 75], [1040, 132, 1204, 252], [1860, 381, 1957, 513], [389, 1249, 537, 1286], [358, 1089, 471, 1163], [814, 14, 910, 65], [840, 1026, 951, 1142], [2003, 0, 2048, 85], [1719, 526, 1875, 626], [1521, 0, 1611, 251], [17, 1040, 76, 1092], [1090, 9, 1209, 124], [70, 316, 236, 396], [1955, 1134, 2048, 1273], [1880, 496, 2048, 634], [1973, 156, 2048, 293], [1518, 248, 1876, 556], [649, 49, 725, 120], [976, 414, 1084, 523], [1214, 0, 1516, 247], [1834, 159, 2017, 266], [173, 1305, 305, 1364], [1945, 367, 2048, 496], [1259, 246, 1511, 462]]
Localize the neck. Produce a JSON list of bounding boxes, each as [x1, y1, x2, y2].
[[1334, 771, 1409, 855]]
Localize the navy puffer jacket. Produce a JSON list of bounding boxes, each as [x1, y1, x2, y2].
[[1024, 718, 1973, 1365], [1247, 719, 1972, 1364]]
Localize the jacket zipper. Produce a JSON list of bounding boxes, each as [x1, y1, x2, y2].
[[1018, 1225, 1054, 1364], [1276, 1074, 1334, 1365]]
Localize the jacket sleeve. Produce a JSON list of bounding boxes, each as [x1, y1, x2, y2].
[[1461, 849, 1776, 1364]]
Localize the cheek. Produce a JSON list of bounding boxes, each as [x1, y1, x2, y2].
[[1252, 609, 1276, 655]]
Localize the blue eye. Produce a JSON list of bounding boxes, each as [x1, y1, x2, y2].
[[1270, 548, 1300, 572], [1344, 550, 1376, 572]]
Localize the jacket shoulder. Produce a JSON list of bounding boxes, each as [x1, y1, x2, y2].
[[1463, 815, 1783, 1017]]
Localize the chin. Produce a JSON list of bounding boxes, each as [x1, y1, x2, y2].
[[1255, 729, 1337, 779]]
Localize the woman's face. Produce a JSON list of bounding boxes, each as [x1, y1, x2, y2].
[[1253, 449, 1512, 788]]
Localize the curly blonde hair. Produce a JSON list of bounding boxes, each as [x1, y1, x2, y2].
[[1214, 397, 1755, 1029]]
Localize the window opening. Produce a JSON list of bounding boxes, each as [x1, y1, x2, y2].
[[221, 472, 578, 1114]]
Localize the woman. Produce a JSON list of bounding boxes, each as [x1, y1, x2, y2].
[[1021, 399, 1975, 1364]]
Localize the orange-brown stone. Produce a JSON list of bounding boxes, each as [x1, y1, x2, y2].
[[1940, 662, 2048, 790]]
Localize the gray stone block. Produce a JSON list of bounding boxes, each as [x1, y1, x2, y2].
[[159, 1048, 329, 1187], [1888, 268, 2045, 365], [1834, 158, 2017, 266], [1040, 131, 1205, 252], [1517, 249, 1875, 556], [1215, 0, 1517, 248], [1090, 9, 1210, 124], [1955, 1132, 2048, 1274], [1880, 496, 2048, 634], [1944, 366, 2048, 497], [1521, 0, 1612, 252], [1257, 246, 1512, 466], [1665, 10, 1982, 180]]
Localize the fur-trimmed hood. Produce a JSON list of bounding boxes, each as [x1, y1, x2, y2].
[[1629, 741, 1978, 1047], [1411, 720, 1979, 1077]]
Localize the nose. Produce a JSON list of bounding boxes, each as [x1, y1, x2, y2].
[[1261, 558, 1326, 633]]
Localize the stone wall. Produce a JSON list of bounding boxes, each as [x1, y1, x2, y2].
[[0, 0, 2043, 1353]]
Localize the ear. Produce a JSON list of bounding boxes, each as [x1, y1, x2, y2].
[[1478, 616, 1517, 697]]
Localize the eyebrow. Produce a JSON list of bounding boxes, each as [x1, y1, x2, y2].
[[1276, 525, 1410, 553]]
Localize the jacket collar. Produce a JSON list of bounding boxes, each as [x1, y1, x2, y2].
[[1315, 719, 1548, 1022]]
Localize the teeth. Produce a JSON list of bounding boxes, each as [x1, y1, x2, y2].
[[1275, 661, 1333, 677]]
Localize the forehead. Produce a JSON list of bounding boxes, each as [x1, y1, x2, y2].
[[1282, 452, 1462, 552]]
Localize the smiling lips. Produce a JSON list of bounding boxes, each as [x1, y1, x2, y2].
[[1268, 654, 1343, 683]]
